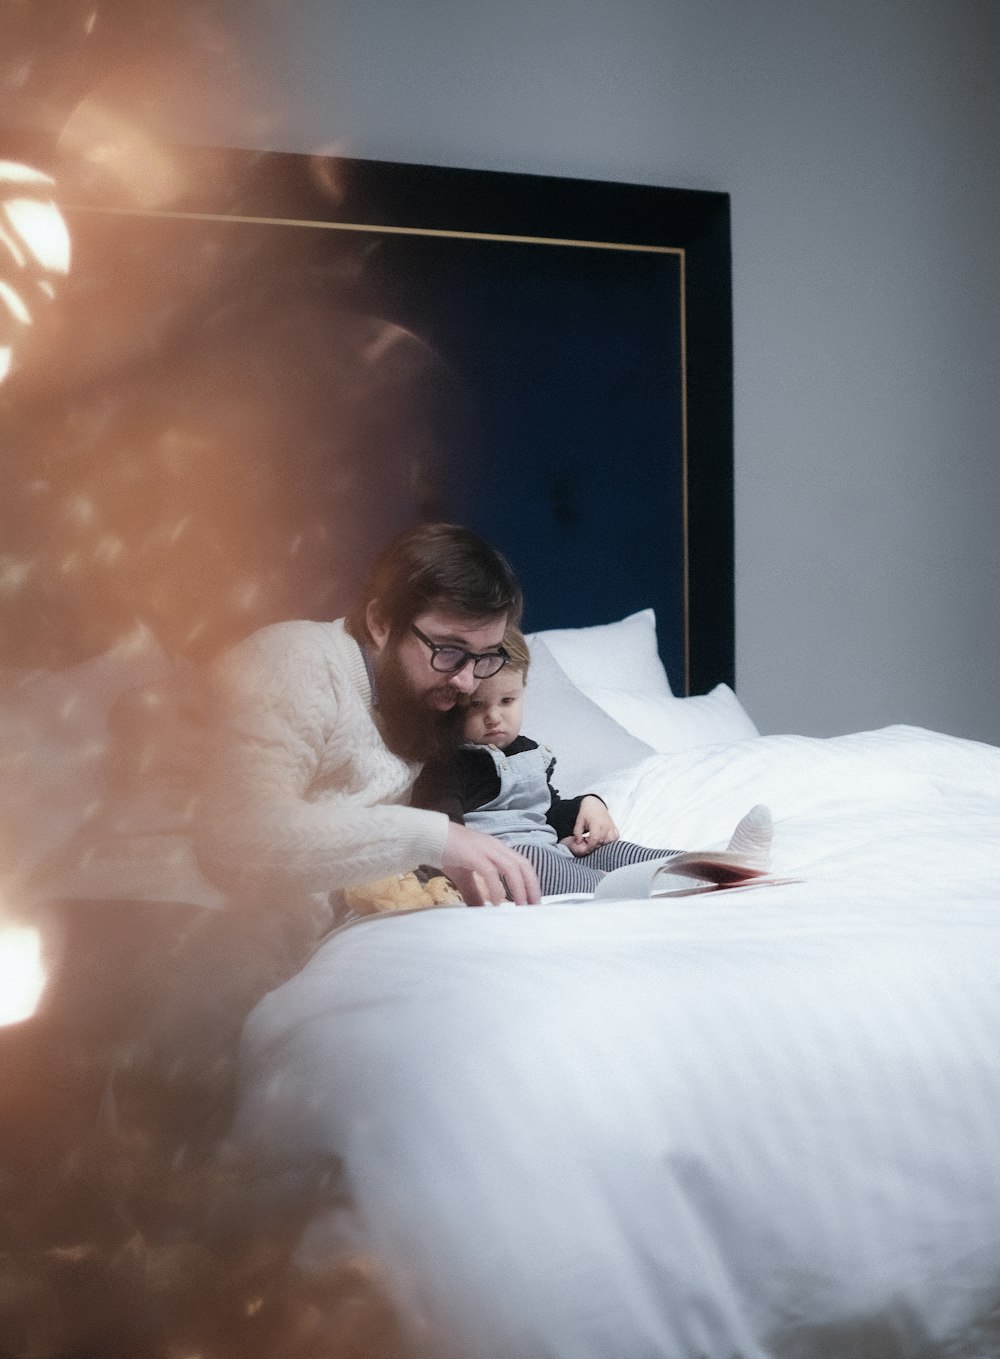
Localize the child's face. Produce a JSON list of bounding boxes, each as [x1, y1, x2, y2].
[[462, 666, 525, 749]]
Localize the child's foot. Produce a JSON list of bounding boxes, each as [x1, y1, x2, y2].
[[725, 804, 773, 868]]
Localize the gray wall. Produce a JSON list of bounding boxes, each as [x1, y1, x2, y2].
[[192, 2, 1000, 741]]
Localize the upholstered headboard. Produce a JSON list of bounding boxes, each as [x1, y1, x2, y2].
[[5, 145, 733, 696]]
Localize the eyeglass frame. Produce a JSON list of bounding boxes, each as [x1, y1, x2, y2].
[[410, 623, 509, 678]]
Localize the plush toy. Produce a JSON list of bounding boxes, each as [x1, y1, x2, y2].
[[343, 867, 463, 916]]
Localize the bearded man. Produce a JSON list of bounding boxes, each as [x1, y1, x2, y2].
[[6, 528, 541, 1355], [9, 523, 540, 1165], [196, 523, 542, 916]]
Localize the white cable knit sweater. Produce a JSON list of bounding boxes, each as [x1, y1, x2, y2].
[[196, 618, 449, 900]]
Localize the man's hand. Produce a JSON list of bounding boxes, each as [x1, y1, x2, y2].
[[441, 822, 541, 906], [562, 795, 619, 857]]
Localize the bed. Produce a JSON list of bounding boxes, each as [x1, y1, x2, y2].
[[231, 607, 1000, 1359], [3, 147, 1000, 1357]]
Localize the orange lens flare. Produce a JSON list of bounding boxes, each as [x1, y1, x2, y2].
[[58, 99, 184, 210], [0, 162, 72, 385], [3, 197, 71, 275], [0, 278, 32, 326]]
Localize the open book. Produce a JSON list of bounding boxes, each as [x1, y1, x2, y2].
[[591, 851, 799, 900]]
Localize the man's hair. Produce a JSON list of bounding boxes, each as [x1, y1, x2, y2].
[[345, 522, 523, 643], [500, 624, 531, 678]]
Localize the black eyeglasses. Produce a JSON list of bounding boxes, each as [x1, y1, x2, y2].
[[410, 624, 509, 678]]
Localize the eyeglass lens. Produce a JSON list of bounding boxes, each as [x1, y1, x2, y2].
[[432, 648, 504, 678]]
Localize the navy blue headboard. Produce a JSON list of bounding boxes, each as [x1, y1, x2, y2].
[[6, 144, 732, 694], [319, 156, 735, 697]]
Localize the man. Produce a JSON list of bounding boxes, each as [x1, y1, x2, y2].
[[10, 523, 537, 1162], [196, 523, 542, 915], [2, 525, 546, 1322]]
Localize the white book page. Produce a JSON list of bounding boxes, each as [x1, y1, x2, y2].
[[591, 854, 792, 901]]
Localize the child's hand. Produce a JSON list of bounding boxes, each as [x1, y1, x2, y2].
[[562, 795, 619, 856]]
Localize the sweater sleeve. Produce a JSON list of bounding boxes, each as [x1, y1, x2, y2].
[[543, 749, 604, 840], [195, 624, 449, 896]]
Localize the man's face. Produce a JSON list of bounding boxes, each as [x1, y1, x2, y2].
[[366, 603, 508, 757]]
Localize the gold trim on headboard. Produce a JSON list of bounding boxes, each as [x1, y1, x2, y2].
[[63, 204, 682, 254], [62, 202, 691, 692]]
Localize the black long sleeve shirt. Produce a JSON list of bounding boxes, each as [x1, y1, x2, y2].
[[412, 736, 588, 841]]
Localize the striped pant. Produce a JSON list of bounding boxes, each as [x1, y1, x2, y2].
[[517, 840, 681, 896]]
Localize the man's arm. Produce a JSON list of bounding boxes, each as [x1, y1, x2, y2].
[[413, 749, 540, 904], [439, 821, 540, 906], [195, 624, 448, 897]]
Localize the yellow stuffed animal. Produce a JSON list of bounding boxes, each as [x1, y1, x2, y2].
[[343, 868, 463, 916]]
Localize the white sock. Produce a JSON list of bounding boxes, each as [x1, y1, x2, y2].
[[726, 804, 773, 867]]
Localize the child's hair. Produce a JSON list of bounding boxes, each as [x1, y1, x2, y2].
[[501, 624, 531, 678]]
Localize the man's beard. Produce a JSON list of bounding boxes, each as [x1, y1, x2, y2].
[[372, 642, 465, 763]]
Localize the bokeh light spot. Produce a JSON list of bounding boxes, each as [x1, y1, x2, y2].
[[0, 922, 46, 1026]]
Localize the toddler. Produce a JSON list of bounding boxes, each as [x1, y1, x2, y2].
[[413, 627, 772, 898]]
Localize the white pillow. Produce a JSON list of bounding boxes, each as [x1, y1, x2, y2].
[[521, 640, 654, 792], [587, 683, 759, 755], [525, 608, 673, 700]]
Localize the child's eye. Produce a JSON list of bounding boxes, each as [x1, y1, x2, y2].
[[501, 697, 515, 705]]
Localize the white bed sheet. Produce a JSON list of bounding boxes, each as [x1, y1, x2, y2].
[[233, 725, 1000, 1359]]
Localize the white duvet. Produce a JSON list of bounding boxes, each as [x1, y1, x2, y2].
[[234, 725, 1000, 1359]]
